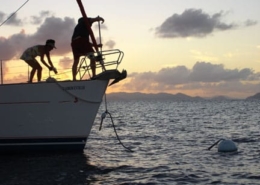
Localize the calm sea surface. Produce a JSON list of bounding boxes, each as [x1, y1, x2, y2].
[[1, 100, 260, 185]]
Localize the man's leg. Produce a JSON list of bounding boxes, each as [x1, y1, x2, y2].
[[90, 58, 96, 77], [36, 65, 43, 82], [25, 59, 40, 83], [72, 56, 80, 81], [29, 68, 36, 83]]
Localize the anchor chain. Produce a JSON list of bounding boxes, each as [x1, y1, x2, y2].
[[99, 94, 133, 152]]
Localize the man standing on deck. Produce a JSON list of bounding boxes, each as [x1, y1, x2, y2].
[[71, 16, 104, 80]]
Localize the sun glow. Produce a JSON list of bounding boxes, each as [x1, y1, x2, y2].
[[1, 56, 73, 84]]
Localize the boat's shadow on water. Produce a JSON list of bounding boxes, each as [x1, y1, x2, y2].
[[0, 152, 98, 185]]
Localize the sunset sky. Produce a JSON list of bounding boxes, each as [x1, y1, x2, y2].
[[1, 0, 260, 98]]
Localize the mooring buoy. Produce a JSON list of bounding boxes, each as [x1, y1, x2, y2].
[[208, 138, 238, 152], [218, 139, 238, 152]]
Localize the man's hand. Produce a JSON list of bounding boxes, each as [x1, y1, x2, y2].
[[53, 67, 58, 74], [49, 66, 58, 74], [97, 16, 104, 23]]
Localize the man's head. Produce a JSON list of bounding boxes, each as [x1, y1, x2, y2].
[[78, 17, 84, 23], [78, 17, 92, 25], [45, 39, 56, 49]]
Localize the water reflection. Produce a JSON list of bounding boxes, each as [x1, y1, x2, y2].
[[0, 152, 96, 185]]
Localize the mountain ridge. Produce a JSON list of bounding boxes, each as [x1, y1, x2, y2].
[[246, 92, 260, 100], [106, 92, 251, 101]]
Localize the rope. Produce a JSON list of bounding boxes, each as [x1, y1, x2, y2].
[[99, 94, 134, 153], [208, 138, 224, 150]]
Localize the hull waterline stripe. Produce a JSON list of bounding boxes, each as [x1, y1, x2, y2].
[[0, 142, 85, 146], [0, 101, 50, 105], [0, 137, 87, 143], [0, 100, 81, 104], [0, 136, 87, 140]]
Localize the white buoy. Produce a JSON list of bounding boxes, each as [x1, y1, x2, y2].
[[218, 139, 238, 152]]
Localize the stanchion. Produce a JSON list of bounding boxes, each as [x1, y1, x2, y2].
[[0, 60, 3, 84]]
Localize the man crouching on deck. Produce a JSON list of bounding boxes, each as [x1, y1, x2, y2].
[[20, 39, 58, 83]]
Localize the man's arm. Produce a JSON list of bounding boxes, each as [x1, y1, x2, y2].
[[90, 16, 104, 24], [46, 52, 54, 67], [40, 52, 51, 69], [45, 52, 58, 74]]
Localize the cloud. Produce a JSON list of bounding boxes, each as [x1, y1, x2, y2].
[[155, 9, 237, 38], [93, 23, 108, 30], [30, 11, 52, 25], [0, 11, 53, 26], [189, 62, 253, 82], [105, 40, 116, 49], [57, 56, 73, 79], [58, 56, 72, 69], [244, 19, 258, 27], [0, 32, 26, 60], [1, 13, 117, 61], [1, 13, 23, 26], [118, 62, 260, 98], [0, 11, 5, 22], [32, 16, 75, 55], [129, 62, 256, 86], [0, 16, 76, 60]]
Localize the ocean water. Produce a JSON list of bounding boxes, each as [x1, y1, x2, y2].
[[1, 100, 260, 185]]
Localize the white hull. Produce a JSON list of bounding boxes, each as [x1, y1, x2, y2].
[[0, 79, 109, 152]]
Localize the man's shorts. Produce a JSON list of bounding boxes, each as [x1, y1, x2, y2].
[[71, 37, 94, 58]]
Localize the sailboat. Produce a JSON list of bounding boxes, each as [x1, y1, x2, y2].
[[0, 0, 127, 153]]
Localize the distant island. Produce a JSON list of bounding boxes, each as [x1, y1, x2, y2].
[[106, 92, 260, 101], [246, 92, 260, 100]]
